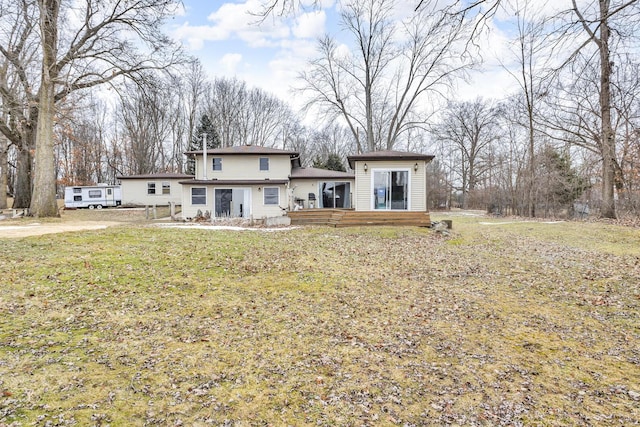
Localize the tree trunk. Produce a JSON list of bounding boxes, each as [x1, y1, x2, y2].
[[598, 0, 616, 219], [30, 0, 60, 217], [12, 144, 32, 208], [0, 135, 7, 209]]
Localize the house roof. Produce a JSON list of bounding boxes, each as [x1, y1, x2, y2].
[[117, 173, 195, 180], [290, 167, 355, 180], [185, 145, 299, 156], [178, 179, 289, 186], [347, 150, 435, 169]]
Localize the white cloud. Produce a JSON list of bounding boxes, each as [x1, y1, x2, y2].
[[220, 53, 244, 74], [207, 0, 291, 47], [292, 11, 326, 39], [172, 22, 231, 50]]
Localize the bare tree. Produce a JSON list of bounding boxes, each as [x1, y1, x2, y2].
[[206, 77, 247, 148], [118, 77, 177, 175], [205, 77, 300, 148], [2, 0, 184, 217], [551, 0, 640, 219], [298, 0, 477, 153], [432, 98, 501, 209], [0, 0, 40, 209], [178, 60, 209, 172], [0, 131, 7, 209], [501, 0, 553, 217]]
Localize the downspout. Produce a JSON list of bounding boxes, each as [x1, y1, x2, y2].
[[202, 133, 208, 181]]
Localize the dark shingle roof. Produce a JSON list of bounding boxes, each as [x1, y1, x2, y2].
[[347, 150, 434, 169], [117, 173, 194, 180], [185, 145, 299, 156], [290, 167, 355, 180], [178, 179, 289, 186]]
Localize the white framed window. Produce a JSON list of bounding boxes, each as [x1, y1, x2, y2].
[[259, 157, 269, 171], [162, 182, 170, 195], [212, 158, 222, 171], [263, 187, 279, 205], [191, 187, 206, 205], [147, 182, 156, 195], [88, 190, 102, 198]]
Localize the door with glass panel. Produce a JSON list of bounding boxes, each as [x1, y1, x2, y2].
[[373, 170, 408, 210]]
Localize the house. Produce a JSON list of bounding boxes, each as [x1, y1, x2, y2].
[[180, 145, 299, 220], [116, 173, 194, 207], [347, 151, 434, 212], [179, 145, 434, 224]]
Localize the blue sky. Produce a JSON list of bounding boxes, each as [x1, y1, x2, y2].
[[169, 0, 333, 106], [167, 1, 535, 114]]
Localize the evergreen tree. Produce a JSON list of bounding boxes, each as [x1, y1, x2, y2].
[[537, 146, 589, 215], [313, 153, 346, 172], [187, 114, 220, 175]]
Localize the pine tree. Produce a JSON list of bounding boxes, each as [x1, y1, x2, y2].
[[187, 114, 220, 175], [313, 153, 346, 172]]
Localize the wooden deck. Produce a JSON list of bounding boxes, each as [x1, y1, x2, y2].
[[287, 209, 432, 227]]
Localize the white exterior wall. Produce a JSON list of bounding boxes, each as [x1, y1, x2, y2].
[[120, 179, 184, 206], [196, 154, 291, 180], [180, 184, 288, 220], [290, 178, 355, 209], [353, 160, 427, 211]]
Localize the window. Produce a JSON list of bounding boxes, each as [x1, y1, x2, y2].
[[88, 190, 102, 198], [263, 187, 279, 205], [74, 195, 82, 201], [191, 187, 206, 205], [147, 182, 156, 195], [259, 157, 269, 171], [73, 187, 81, 193], [212, 157, 222, 171], [162, 182, 170, 195]]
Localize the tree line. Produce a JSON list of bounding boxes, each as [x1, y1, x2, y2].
[[2, 0, 639, 219]]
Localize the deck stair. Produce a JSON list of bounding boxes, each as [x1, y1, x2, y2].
[[288, 209, 431, 227]]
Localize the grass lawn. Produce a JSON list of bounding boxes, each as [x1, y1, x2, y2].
[[1, 213, 639, 426]]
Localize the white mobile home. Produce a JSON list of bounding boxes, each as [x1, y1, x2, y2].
[[64, 185, 122, 209]]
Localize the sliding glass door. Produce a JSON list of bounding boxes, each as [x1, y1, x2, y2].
[[319, 182, 351, 208], [373, 170, 408, 210], [214, 188, 250, 218]]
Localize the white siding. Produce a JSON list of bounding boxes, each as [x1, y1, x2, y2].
[[353, 160, 427, 211], [180, 184, 288, 220], [120, 179, 184, 206], [195, 155, 291, 180]]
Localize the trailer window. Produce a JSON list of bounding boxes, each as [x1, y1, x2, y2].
[[147, 182, 156, 195], [162, 182, 170, 195], [74, 195, 82, 201], [73, 187, 81, 193], [88, 190, 102, 198]]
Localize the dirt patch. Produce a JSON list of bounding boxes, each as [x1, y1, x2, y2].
[[0, 221, 122, 238], [0, 206, 164, 238]]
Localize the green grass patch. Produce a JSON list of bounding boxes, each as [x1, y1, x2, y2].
[[1, 220, 639, 425]]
